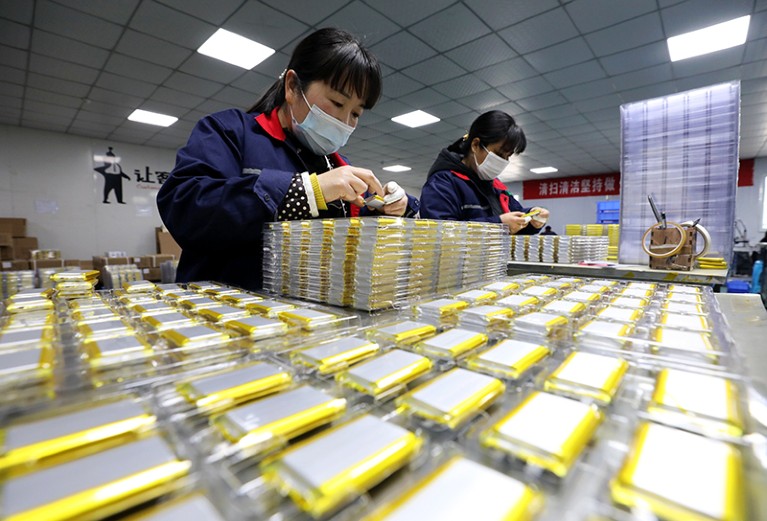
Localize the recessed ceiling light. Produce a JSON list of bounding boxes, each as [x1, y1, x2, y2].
[[391, 110, 440, 128], [382, 165, 411, 172], [667, 15, 750, 62], [197, 28, 275, 69], [127, 109, 178, 127], [530, 166, 558, 174]]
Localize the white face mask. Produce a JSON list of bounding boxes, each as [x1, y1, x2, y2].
[[291, 91, 355, 155], [474, 145, 509, 180]]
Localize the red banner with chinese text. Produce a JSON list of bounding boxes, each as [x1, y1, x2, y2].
[[523, 173, 620, 199]]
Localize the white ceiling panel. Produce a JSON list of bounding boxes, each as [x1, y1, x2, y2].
[[0, 0, 764, 185]]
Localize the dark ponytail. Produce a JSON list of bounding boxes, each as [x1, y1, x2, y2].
[[248, 27, 382, 114], [448, 110, 527, 156]]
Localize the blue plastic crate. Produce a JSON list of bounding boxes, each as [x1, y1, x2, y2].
[[726, 280, 750, 293]]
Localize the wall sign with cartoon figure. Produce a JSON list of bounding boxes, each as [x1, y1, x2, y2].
[[92, 146, 171, 206]]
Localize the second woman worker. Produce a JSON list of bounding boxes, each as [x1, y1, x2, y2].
[[419, 110, 550, 235]]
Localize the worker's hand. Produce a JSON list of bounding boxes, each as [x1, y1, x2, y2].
[[317, 166, 384, 207], [500, 211, 529, 234], [381, 181, 408, 216], [529, 207, 550, 229]]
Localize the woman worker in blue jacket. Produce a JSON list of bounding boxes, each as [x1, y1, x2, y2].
[[420, 110, 548, 235], [157, 28, 419, 291]]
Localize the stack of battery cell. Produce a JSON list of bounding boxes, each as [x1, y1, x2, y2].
[[542, 236, 557, 263], [0, 270, 35, 299], [264, 218, 510, 311]]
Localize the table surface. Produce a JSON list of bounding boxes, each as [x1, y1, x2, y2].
[[508, 261, 728, 285]]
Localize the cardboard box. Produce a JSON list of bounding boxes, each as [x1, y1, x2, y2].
[[12, 237, 38, 260], [1, 260, 30, 271], [32, 259, 64, 270], [0, 245, 14, 260], [133, 256, 153, 269], [92, 256, 131, 271], [79, 260, 94, 270], [0, 218, 27, 237], [155, 227, 182, 258], [0, 233, 12, 247], [143, 267, 162, 281], [64, 259, 81, 267]]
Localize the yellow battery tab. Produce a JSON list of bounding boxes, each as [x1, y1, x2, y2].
[[611, 422, 744, 521], [541, 300, 587, 318], [452, 289, 499, 305], [336, 349, 432, 398], [512, 312, 570, 339], [176, 295, 221, 310], [177, 362, 292, 411], [1, 435, 191, 521], [212, 385, 347, 453], [480, 391, 603, 477], [466, 339, 550, 380], [278, 308, 342, 330], [496, 294, 540, 314], [261, 415, 421, 518], [545, 352, 629, 405], [83, 336, 153, 369], [414, 328, 488, 361], [482, 280, 521, 296], [245, 299, 296, 318], [121, 280, 157, 294], [221, 315, 288, 340], [365, 456, 543, 521], [412, 298, 469, 322], [132, 301, 178, 316], [396, 368, 505, 429], [160, 324, 229, 349], [648, 369, 743, 437], [290, 336, 380, 375], [220, 292, 264, 307], [0, 398, 155, 478], [142, 312, 198, 331], [366, 320, 437, 347], [196, 304, 250, 323], [458, 305, 514, 330], [520, 286, 558, 300]]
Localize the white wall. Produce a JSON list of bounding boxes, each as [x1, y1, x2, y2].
[[0, 124, 176, 259]]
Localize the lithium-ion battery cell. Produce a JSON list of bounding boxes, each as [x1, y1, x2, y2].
[[71, 306, 119, 322], [458, 305, 514, 331], [290, 336, 380, 375], [177, 363, 292, 411], [651, 328, 718, 363], [3, 310, 55, 329], [0, 435, 192, 521], [561, 290, 603, 305], [595, 306, 644, 323], [519, 286, 558, 302], [659, 312, 711, 332], [512, 312, 570, 340], [160, 324, 230, 350], [481, 280, 521, 296], [278, 308, 343, 331], [544, 352, 629, 405], [480, 391, 603, 477], [246, 299, 296, 318], [121, 280, 157, 294], [662, 301, 706, 315], [452, 289, 499, 305], [618, 288, 654, 300], [665, 292, 703, 304], [648, 368, 744, 437], [221, 315, 288, 340], [4, 296, 54, 314], [611, 422, 744, 521], [142, 312, 198, 331], [414, 328, 488, 361], [396, 368, 505, 429], [465, 338, 550, 380], [609, 296, 650, 309], [132, 301, 178, 316], [366, 321, 437, 347], [83, 335, 153, 369], [365, 456, 543, 521], [412, 298, 469, 324], [219, 292, 264, 307], [495, 294, 540, 314], [211, 385, 347, 453], [0, 326, 53, 350], [336, 349, 433, 398], [575, 319, 634, 349], [667, 284, 702, 295], [0, 398, 155, 478], [121, 493, 224, 521], [188, 281, 223, 292], [195, 304, 250, 323], [0, 345, 54, 390], [261, 415, 421, 518], [77, 318, 134, 340], [176, 295, 221, 311], [540, 300, 588, 319]]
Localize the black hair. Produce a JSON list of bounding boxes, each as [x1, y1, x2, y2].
[[448, 110, 527, 157], [248, 27, 382, 114]]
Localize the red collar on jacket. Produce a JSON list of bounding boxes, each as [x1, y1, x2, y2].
[[255, 107, 347, 167], [449, 170, 511, 213]]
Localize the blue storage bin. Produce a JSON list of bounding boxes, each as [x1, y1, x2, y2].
[[726, 280, 750, 293]]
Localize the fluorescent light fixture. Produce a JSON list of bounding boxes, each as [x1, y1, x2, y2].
[[197, 28, 275, 69], [391, 110, 440, 128], [383, 165, 411, 172], [530, 166, 558, 174], [127, 109, 178, 127], [667, 15, 750, 62]]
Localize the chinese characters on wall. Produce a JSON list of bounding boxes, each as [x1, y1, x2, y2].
[[523, 173, 620, 200]]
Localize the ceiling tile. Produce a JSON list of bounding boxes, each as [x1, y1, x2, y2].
[[446, 34, 515, 72], [149, 87, 205, 109], [598, 41, 669, 74], [31, 30, 110, 69], [499, 9, 579, 54], [26, 73, 90, 99], [611, 63, 673, 90], [24, 99, 77, 119], [474, 57, 539, 87], [426, 100, 475, 119], [116, 29, 193, 68], [225, 3, 310, 51], [96, 71, 157, 97], [585, 13, 664, 56], [0, 19, 29, 48], [0, 82, 23, 97], [258, 0, 347, 25], [0, 0, 33, 24], [155, 0, 242, 25], [565, 0, 657, 33], [365, 0, 454, 26], [60, 0, 139, 24], [371, 31, 436, 70], [0, 95, 23, 109], [496, 76, 555, 101], [0, 45, 27, 69], [573, 94, 624, 113], [561, 78, 617, 102], [29, 53, 99, 84], [164, 71, 224, 97], [401, 56, 465, 85], [458, 89, 510, 112], [130, 1, 216, 49], [25, 87, 82, 108], [433, 74, 491, 99], [672, 47, 745, 78], [382, 72, 425, 98], [178, 54, 245, 84], [368, 98, 413, 119], [525, 37, 595, 73], [464, 0, 559, 31], [516, 91, 568, 111], [105, 54, 172, 84], [0, 65, 26, 85], [543, 60, 606, 89], [87, 87, 144, 109], [193, 99, 232, 115], [211, 86, 257, 108], [410, 4, 491, 52], [230, 71, 275, 99], [619, 82, 678, 103], [35, 0, 122, 49], [320, 2, 400, 47]]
